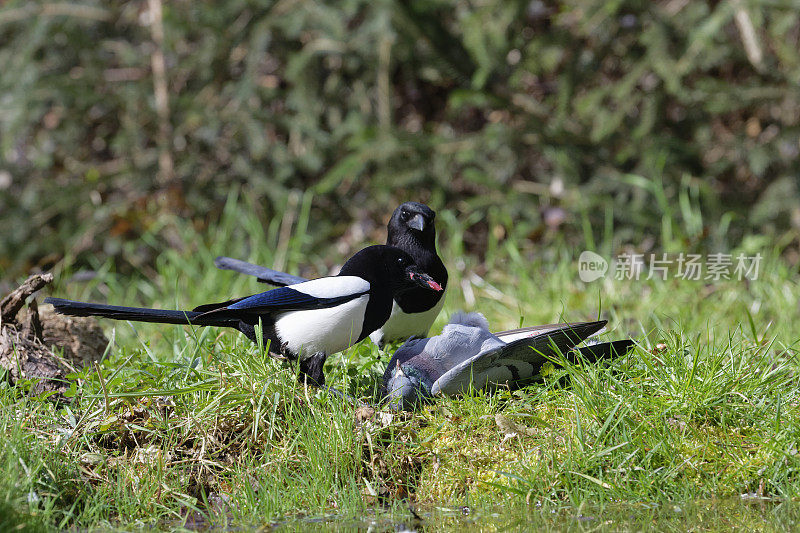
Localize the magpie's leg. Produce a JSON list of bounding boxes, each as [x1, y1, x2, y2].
[[321, 386, 368, 408], [297, 353, 368, 407], [298, 352, 327, 387]]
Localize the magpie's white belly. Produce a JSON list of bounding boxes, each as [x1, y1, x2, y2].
[[369, 288, 447, 345], [274, 295, 369, 356]]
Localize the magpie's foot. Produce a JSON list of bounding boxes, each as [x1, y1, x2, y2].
[[321, 386, 369, 408], [297, 352, 327, 387]]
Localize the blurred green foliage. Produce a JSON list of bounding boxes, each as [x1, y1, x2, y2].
[[1, 0, 799, 279]]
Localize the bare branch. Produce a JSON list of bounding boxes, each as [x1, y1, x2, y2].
[[0, 273, 53, 325]]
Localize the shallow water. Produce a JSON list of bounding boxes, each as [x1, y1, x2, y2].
[[220, 498, 800, 532], [271, 499, 800, 532]]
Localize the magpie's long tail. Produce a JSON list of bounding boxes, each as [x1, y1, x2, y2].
[[44, 297, 240, 328], [214, 256, 308, 286]]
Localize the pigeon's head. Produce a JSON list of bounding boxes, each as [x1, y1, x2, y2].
[[384, 361, 433, 411], [388, 202, 437, 247]]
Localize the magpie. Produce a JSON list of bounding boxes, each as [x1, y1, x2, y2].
[[44, 245, 443, 387], [382, 312, 634, 411], [214, 202, 449, 345]]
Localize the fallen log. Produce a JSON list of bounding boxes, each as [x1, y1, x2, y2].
[[0, 273, 108, 399]]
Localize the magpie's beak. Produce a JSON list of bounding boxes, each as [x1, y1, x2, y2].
[[407, 269, 443, 292], [407, 213, 425, 232]]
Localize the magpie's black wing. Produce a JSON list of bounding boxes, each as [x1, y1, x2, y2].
[[196, 277, 370, 318], [214, 256, 308, 286], [432, 321, 607, 396], [192, 296, 248, 313]]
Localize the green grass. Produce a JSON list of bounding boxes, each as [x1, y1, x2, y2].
[[3, 195, 800, 530]]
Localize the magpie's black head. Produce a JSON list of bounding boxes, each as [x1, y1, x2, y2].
[[339, 245, 443, 296], [388, 202, 437, 249]]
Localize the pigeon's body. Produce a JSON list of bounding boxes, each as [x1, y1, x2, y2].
[[387, 312, 500, 382], [383, 312, 633, 410]]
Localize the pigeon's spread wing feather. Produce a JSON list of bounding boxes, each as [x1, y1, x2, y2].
[[576, 339, 635, 362], [494, 322, 608, 343], [432, 320, 607, 396]]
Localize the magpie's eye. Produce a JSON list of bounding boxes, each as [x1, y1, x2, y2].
[[401, 210, 409, 218], [396, 256, 408, 267]]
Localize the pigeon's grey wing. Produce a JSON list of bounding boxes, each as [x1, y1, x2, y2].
[[432, 321, 607, 396], [214, 256, 308, 286], [494, 322, 607, 343], [508, 339, 635, 389]]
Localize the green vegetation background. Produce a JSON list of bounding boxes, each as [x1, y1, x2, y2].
[[3, 1, 800, 530], [2, 0, 800, 282]]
